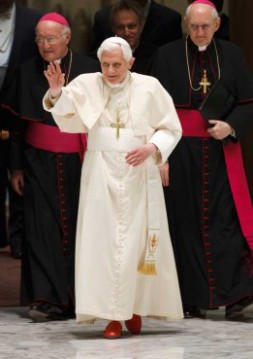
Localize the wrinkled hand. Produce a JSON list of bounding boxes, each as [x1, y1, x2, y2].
[[207, 120, 234, 140], [159, 162, 169, 187], [44, 61, 65, 98], [11, 170, 24, 196], [125, 144, 156, 167]]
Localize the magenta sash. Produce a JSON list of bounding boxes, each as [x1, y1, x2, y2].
[[177, 109, 253, 252], [25, 121, 87, 158]]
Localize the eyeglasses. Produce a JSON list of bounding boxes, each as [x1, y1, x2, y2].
[[188, 24, 212, 31], [35, 32, 68, 45]]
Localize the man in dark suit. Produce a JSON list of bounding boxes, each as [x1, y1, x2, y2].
[[90, 0, 157, 75], [0, 1, 43, 256], [90, 0, 182, 51]]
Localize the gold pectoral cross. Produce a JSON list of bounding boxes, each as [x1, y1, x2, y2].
[[111, 110, 125, 139], [199, 70, 211, 94]]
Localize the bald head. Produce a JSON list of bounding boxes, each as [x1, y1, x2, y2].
[[186, 2, 219, 18]]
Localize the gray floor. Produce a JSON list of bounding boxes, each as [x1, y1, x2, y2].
[[0, 306, 253, 359]]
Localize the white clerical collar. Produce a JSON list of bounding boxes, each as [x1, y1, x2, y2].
[[198, 45, 207, 52], [55, 49, 71, 64]]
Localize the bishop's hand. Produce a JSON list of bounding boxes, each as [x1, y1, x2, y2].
[[44, 61, 65, 98], [207, 119, 234, 140]]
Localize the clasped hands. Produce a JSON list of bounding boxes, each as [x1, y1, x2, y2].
[[44, 61, 65, 98]]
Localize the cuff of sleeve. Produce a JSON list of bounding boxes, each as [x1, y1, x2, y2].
[[49, 92, 61, 104]]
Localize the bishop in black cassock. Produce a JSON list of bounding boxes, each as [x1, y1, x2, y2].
[[149, 0, 253, 319], [3, 13, 99, 321]]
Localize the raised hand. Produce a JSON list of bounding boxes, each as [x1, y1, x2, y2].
[[44, 61, 65, 98]]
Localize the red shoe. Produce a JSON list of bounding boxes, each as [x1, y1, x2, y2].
[[125, 314, 142, 335], [103, 321, 122, 339]]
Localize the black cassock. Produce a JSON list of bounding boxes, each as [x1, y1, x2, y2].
[[4, 51, 98, 308], [149, 37, 253, 310]]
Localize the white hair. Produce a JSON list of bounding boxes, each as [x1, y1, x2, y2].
[[35, 22, 71, 36], [186, 3, 219, 19], [97, 37, 133, 62], [61, 24, 71, 35]]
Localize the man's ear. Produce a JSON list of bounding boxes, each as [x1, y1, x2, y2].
[[65, 31, 72, 45], [214, 17, 221, 32], [128, 57, 135, 69]]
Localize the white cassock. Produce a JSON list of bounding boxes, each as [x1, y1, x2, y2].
[[43, 71, 184, 323]]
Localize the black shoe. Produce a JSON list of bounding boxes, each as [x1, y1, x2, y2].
[[28, 302, 64, 322], [184, 307, 206, 319], [62, 307, 76, 320], [225, 297, 253, 320]]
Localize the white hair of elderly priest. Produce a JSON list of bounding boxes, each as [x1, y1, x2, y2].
[[97, 37, 133, 62]]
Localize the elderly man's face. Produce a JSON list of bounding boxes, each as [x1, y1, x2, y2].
[[35, 21, 71, 62], [100, 47, 134, 85], [185, 4, 220, 47], [112, 9, 143, 50]]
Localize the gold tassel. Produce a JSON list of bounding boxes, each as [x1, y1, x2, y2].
[[138, 262, 157, 275], [138, 233, 159, 275]]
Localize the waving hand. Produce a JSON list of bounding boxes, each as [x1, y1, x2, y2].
[[44, 61, 65, 98]]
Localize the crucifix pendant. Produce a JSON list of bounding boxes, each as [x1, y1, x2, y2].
[[199, 70, 211, 94], [111, 112, 125, 139]]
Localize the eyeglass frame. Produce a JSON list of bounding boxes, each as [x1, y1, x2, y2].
[[187, 23, 212, 32], [35, 31, 69, 45]]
